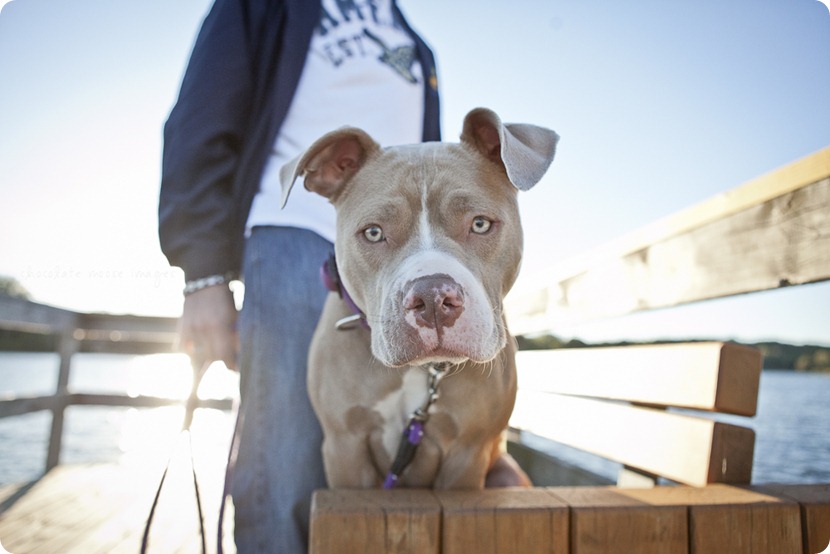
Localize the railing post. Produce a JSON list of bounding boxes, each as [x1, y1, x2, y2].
[[46, 327, 79, 471]]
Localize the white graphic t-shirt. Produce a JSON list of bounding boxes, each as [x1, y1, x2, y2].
[[246, 0, 426, 241]]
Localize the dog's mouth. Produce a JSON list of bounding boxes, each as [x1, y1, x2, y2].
[[395, 348, 470, 368], [373, 344, 491, 369], [373, 333, 506, 368]]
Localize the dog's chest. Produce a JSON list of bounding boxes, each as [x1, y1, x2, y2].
[[371, 367, 433, 458]]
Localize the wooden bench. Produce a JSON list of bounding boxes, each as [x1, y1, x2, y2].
[[504, 145, 828, 492], [310, 485, 829, 553], [510, 341, 761, 488], [308, 146, 830, 553]]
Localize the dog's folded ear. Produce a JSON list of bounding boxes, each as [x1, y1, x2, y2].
[[280, 127, 380, 207], [461, 107, 559, 191]]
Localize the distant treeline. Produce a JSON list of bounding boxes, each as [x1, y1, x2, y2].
[[515, 335, 830, 373], [2, 324, 829, 371], [1, 276, 828, 372], [0, 329, 56, 352]]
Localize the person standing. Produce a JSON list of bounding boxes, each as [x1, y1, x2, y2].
[[158, 0, 440, 551]]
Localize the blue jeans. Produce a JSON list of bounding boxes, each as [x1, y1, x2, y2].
[[233, 226, 332, 553]]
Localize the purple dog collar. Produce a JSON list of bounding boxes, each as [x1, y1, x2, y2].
[[321, 254, 369, 330]]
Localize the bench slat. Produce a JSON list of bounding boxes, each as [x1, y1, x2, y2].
[[308, 489, 441, 554], [548, 487, 688, 554], [510, 391, 755, 486], [614, 485, 804, 553], [516, 342, 761, 415], [753, 484, 830, 554], [439, 489, 569, 553]]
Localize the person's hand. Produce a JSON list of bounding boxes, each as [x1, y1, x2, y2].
[[178, 284, 239, 371]]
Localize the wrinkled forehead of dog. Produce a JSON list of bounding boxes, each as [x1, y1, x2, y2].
[[279, 107, 559, 209], [332, 142, 516, 211]]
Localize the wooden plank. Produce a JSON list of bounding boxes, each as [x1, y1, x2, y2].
[[76, 313, 178, 350], [0, 296, 78, 334], [0, 465, 127, 553], [0, 394, 231, 421], [437, 489, 568, 554], [0, 479, 68, 550], [0, 463, 230, 554], [516, 342, 761, 415], [548, 487, 688, 554], [0, 395, 61, 418], [510, 391, 755, 486], [506, 147, 830, 332], [309, 489, 441, 554], [617, 485, 803, 553], [754, 484, 830, 554], [67, 393, 232, 411], [557, 146, 830, 282], [0, 297, 177, 344], [78, 312, 178, 335], [46, 330, 78, 470], [79, 339, 176, 355]]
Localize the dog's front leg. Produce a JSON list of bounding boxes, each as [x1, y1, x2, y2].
[[433, 443, 491, 489], [322, 434, 379, 488]]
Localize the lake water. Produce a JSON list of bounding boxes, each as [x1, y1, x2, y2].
[[0, 352, 239, 485], [0, 352, 828, 486]]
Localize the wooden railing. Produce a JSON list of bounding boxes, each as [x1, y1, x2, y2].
[[0, 296, 232, 472], [506, 146, 830, 332], [502, 146, 830, 489]]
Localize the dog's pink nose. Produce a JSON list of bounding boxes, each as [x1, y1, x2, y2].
[[404, 275, 464, 329]]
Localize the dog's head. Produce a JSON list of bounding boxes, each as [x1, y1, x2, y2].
[[281, 108, 558, 367]]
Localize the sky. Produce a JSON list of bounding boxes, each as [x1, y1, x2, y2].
[[0, 0, 828, 347]]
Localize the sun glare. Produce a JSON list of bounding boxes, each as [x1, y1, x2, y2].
[[127, 354, 192, 400], [118, 354, 240, 480], [197, 361, 241, 400], [125, 354, 240, 401]]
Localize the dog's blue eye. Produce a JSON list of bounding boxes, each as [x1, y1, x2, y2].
[[363, 225, 384, 242], [471, 216, 492, 234]]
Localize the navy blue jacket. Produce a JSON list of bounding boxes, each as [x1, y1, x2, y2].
[[159, 0, 441, 282]]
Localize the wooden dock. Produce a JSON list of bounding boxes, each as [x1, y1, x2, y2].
[[0, 462, 236, 554], [2, 465, 827, 553]]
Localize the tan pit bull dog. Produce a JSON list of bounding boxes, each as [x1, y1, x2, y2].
[[280, 107, 558, 489]]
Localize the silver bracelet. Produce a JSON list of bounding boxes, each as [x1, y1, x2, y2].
[[183, 273, 234, 296]]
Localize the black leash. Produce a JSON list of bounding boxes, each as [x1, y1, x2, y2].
[[216, 393, 242, 554], [383, 363, 449, 488], [141, 360, 209, 554]]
